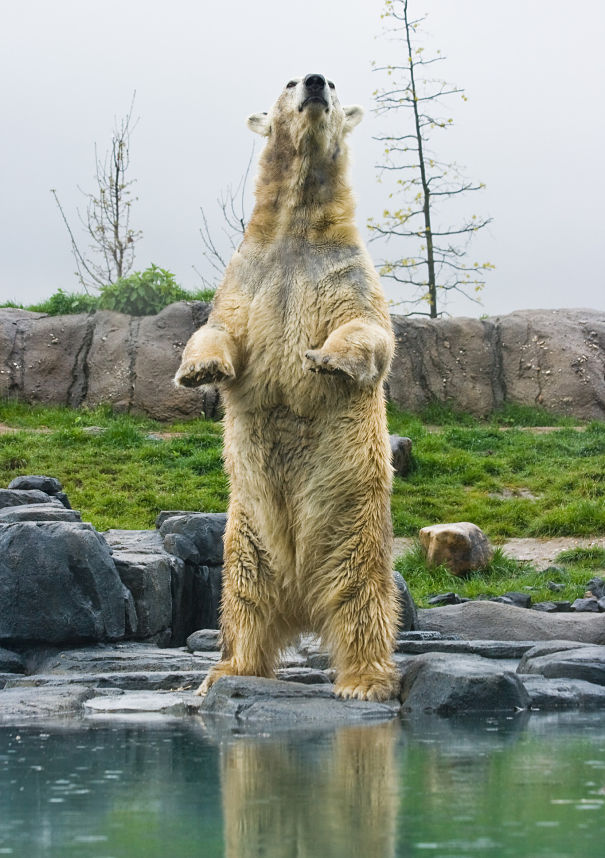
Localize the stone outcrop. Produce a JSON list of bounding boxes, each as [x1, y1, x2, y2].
[[2, 305, 604, 420]]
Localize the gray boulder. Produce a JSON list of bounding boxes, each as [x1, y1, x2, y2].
[[572, 597, 599, 613], [200, 676, 399, 725], [418, 600, 605, 644], [390, 435, 413, 478], [400, 652, 530, 715], [8, 475, 63, 495], [7, 474, 71, 509], [159, 513, 226, 566], [186, 629, 221, 652], [586, 577, 605, 599], [103, 527, 220, 644], [0, 521, 130, 644]]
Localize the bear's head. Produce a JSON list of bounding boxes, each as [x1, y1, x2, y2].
[[247, 74, 363, 158]]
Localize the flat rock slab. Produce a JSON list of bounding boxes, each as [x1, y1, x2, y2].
[[0, 488, 55, 509], [200, 676, 400, 726], [518, 643, 605, 685], [395, 639, 537, 659], [417, 601, 605, 644], [84, 691, 206, 717], [0, 504, 81, 523], [35, 643, 220, 674], [0, 685, 96, 722], [521, 676, 605, 710], [400, 653, 530, 715], [4, 670, 210, 692], [103, 529, 166, 554]]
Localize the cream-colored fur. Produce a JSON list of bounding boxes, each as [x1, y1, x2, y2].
[[219, 723, 399, 857], [175, 74, 398, 701]]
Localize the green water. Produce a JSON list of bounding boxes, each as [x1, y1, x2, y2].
[[1, 712, 604, 857]]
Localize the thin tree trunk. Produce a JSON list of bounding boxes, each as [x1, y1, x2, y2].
[[403, 0, 437, 317]]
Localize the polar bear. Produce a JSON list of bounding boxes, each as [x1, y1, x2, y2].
[[175, 73, 398, 700]]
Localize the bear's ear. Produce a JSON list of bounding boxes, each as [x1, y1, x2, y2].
[[343, 105, 364, 133], [247, 112, 271, 136]]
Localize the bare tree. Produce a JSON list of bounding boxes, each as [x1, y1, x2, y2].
[[51, 93, 142, 291], [194, 144, 255, 289], [369, 0, 493, 317]]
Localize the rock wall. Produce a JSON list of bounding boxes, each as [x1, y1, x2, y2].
[[1, 304, 604, 420], [389, 309, 605, 419]]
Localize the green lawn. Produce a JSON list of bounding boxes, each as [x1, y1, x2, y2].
[[1, 400, 603, 539], [2, 400, 604, 605]]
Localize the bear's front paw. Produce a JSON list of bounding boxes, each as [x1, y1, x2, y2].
[[303, 350, 354, 379], [175, 357, 235, 388]]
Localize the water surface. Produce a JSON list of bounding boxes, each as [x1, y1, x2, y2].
[[1, 711, 604, 857]]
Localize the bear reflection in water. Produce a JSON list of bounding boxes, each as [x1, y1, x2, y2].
[[214, 722, 399, 858]]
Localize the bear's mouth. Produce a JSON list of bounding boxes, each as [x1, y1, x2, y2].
[[300, 95, 329, 112]]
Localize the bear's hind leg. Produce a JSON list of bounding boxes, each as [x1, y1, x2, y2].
[[318, 559, 399, 702], [195, 505, 287, 696]]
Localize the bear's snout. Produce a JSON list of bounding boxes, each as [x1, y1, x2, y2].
[[300, 73, 328, 111]]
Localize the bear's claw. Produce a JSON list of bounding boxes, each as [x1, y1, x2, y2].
[[175, 358, 234, 388]]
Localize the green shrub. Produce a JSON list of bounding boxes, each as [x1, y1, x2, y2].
[[98, 264, 194, 315]]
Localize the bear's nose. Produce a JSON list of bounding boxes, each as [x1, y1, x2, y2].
[[304, 74, 326, 92]]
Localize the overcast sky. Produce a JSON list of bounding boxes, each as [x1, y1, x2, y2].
[[2, 0, 604, 317]]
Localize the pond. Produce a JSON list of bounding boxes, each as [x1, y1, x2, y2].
[[1, 711, 604, 857]]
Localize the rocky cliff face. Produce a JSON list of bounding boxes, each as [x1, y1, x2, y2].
[[1, 304, 604, 420]]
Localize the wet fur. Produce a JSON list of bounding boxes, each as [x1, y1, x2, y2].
[[175, 78, 398, 701]]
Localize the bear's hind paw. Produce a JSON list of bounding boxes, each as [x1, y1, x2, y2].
[[334, 673, 399, 702]]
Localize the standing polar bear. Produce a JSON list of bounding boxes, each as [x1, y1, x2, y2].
[[175, 73, 398, 701]]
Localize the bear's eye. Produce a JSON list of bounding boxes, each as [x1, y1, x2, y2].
[[328, 81, 335, 89], [286, 80, 297, 89]]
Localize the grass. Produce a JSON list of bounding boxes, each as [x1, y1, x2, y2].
[[0, 403, 227, 530], [396, 543, 605, 608], [388, 402, 605, 539], [0, 400, 604, 541]]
